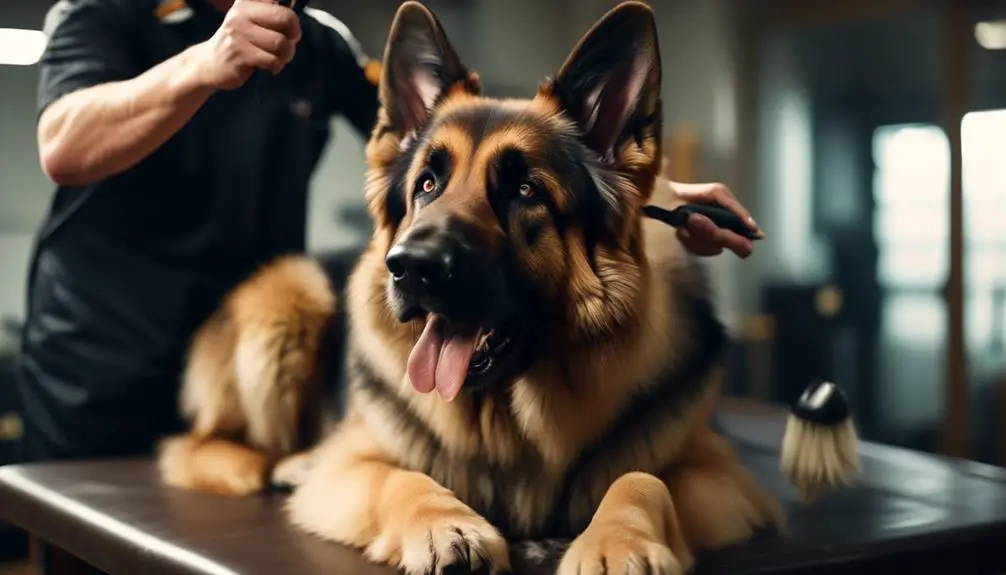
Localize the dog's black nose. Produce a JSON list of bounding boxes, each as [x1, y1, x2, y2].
[[385, 218, 508, 325], [386, 233, 458, 292]]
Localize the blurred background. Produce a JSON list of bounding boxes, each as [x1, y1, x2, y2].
[[1, 0, 1005, 521]]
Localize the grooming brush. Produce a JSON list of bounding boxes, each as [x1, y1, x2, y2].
[[642, 203, 763, 240], [780, 380, 861, 504]]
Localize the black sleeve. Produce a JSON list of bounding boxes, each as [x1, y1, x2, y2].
[[37, 0, 141, 118], [307, 9, 380, 139]]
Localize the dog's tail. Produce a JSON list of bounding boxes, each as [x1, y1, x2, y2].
[[158, 256, 337, 496]]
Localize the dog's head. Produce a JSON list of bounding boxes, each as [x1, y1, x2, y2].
[[361, 1, 663, 401]]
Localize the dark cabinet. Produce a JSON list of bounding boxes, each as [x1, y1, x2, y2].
[[761, 283, 844, 405], [0, 354, 20, 466]]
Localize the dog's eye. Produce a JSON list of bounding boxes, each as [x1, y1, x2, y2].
[[418, 176, 437, 195], [518, 182, 536, 200]]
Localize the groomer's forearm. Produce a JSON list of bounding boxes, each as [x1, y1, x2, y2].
[[38, 44, 215, 187]]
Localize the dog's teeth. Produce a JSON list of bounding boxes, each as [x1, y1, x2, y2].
[[475, 330, 491, 352]]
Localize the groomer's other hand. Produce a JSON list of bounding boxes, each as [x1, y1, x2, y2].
[[195, 0, 302, 91], [670, 181, 763, 259]]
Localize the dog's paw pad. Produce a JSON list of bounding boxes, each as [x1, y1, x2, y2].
[[387, 503, 510, 575], [558, 523, 682, 575]]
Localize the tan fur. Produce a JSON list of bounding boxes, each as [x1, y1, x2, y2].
[[558, 472, 693, 575], [287, 415, 511, 573], [158, 435, 269, 497], [160, 3, 799, 574], [227, 256, 334, 456], [160, 256, 335, 496]]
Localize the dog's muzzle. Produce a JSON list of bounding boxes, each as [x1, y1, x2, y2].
[[386, 218, 508, 326], [386, 226, 460, 299]]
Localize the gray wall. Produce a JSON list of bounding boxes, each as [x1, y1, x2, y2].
[[0, 0, 753, 329]]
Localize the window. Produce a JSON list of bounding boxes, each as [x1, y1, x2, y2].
[[872, 124, 949, 291], [873, 112, 1006, 350], [962, 109, 1006, 351]]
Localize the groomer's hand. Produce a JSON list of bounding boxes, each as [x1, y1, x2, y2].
[[670, 181, 763, 259], [194, 0, 302, 91]]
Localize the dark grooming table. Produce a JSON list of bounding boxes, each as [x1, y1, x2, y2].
[[2, 401, 1006, 575]]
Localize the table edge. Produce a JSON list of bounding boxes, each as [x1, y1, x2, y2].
[[0, 465, 238, 575]]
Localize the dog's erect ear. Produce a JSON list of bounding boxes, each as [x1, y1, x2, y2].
[[379, 2, 476, 137], [553, 2, 661, 162]]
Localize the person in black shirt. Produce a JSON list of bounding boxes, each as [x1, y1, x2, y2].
[[18, 0, 380, 463], [18, 0, 762, 466]]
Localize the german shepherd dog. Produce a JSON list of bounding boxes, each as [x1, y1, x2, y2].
[[159, 2, 793, 573]]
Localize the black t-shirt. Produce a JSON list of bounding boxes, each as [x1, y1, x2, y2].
[[17, 0, 379, 460]]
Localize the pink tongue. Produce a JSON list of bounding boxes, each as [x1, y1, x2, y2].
[[407, 317, 443, 395], [435, 328, 478, 402], [406, 316, 478, 402]]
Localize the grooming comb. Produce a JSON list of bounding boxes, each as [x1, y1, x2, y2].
[[642, 203, 762, 240]]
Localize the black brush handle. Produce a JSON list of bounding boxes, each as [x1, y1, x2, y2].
[[642, 203, 761, 240], [280, 0, 311, 13], [679, 204, 760, 239]]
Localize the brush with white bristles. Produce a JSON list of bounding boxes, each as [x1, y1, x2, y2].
[[780, 380, 861, 504]]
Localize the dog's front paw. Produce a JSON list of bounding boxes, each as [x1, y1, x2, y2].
[[270, 451, 315, 490], [366, 494, 510, 575], [558, 521, 683, 575]]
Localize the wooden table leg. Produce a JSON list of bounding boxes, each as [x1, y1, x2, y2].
[[31, 537, 103, 575], [28, 534, 39, 570]]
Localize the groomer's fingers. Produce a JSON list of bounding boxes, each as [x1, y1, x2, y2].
[[242, 0, 302, 42], [241, 41, 287, 75], [277, 38, 297, 65], [676, 228, 723, 257], [671, 181, 762, 237], [680, 214, 754, 259], [240, 21, 287, 55]]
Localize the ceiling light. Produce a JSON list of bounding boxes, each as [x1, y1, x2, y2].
[[0, 28, 46, 66], [975, 21, 1006, 50]]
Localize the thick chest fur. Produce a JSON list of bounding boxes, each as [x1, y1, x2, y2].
[[345, 345, 721, 540], [346, 355, 559, 537]]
